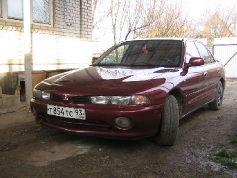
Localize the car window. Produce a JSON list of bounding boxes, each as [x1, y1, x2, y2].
[[195, 42, 214, 64], [99, 44, 129, 65], [95, 40, 182, 67], [207, 49, 215, 63], [185, 41, 200, 63]]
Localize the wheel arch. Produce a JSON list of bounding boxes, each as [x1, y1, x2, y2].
[[168, 88, 183, 116], [220, 78, 225, 90]]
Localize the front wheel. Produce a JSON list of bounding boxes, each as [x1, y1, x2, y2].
[[208, 81, 224, 110], [154, 95, 179, 146]]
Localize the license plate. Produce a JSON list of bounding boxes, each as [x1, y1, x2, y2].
[[47, 104, 86, 120]]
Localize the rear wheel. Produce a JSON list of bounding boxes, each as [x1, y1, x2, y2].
[[154, 95, 179, 146], [209, 81, 224, 110]]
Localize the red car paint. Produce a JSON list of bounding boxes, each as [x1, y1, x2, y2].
[[31, 38, 225, 140]]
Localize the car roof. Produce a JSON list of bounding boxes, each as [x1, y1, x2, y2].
[[122, 37, 183, 43], [132, 37, 184, 41], [119, 37, 207, 45]]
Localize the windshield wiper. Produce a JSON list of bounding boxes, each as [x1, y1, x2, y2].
[[132, 62, 157, 67], [91, 63, 156, 67], [91, 64, 122, 66]]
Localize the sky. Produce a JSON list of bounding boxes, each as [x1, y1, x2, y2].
[[181, 0, 237, 18]]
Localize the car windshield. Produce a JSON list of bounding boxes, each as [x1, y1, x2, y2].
[[93, 40, 182, 67]]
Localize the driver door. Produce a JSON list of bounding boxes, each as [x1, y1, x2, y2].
[[181, 41, 207, 116]]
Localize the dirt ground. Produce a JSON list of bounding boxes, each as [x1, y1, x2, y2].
[[0, 79, 237, 178]]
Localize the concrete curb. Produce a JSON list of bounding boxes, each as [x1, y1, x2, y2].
[[0, 103, 26, 114]]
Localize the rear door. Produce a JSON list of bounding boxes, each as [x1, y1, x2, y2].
[[194, 41, 219, 104]]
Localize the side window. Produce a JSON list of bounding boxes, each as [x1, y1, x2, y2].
[[195, 42, 214, 64], [207, 50, 215, 62], [185, 41, 200, 63]]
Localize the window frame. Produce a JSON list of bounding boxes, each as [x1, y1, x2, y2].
[[95, 40, 182, 67], [194, 41, 215, 64], [0, 0, 53, 26], [0, 0, 2, 18], [185, 41, 200, 63]]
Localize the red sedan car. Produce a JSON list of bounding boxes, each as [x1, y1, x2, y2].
[[31, 38, 225, 146]]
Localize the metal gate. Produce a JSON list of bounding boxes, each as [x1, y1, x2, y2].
[[213, 37, 237, 78]]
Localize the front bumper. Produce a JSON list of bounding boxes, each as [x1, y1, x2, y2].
[[31, 99, 163, 139]]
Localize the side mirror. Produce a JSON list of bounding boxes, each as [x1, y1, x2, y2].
[[188, 57, 204, 67], [180, 57, 204, 76]]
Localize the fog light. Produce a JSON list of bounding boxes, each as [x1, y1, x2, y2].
[[114, 117, 132, 128]]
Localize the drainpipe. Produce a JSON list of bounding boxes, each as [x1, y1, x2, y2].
[[80, 0, 83, 38], [24, 0, 33, 110]]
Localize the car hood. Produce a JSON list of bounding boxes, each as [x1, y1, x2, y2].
[[37, 66, 180, 95]]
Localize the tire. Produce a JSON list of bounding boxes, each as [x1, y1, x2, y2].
[[208, 81, 224, 110], [154, 95, 179, 146]]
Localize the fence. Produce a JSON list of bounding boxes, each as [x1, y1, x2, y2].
[[213, 37, 237, 78]]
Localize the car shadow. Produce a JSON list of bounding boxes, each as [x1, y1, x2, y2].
[[53, 130, 155, 148]]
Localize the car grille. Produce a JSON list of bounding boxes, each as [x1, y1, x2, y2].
[[50, 94, 91, 104], [71, 96, 91, 104], [40, 115, 112, 132], [50, 94, 62, 102]]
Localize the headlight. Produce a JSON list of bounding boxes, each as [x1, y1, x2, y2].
[[111, 96, 131, 105], [90, 96, 110, 104], [90, 95, 149, 105], [33, 89, 51, 100]]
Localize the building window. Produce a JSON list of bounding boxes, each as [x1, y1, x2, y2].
[[0, 0, 3, 17], [1, 0, 52, 25], [33, 0, 50, 24], [8, 0, 23, 20]]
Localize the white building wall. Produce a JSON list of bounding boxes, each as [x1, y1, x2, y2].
[[0, 0, 92, 73], [0, 30, 92, 72]]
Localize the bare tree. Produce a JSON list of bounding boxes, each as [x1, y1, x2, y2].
[[202, 2, 237, 40], [92, 0, 105, 29], [92, 0, 112, 43], [136, 0, 194, 38], [122, 0, 157, 41], [93, 0, 129, 45], [109, 0, 121, 45], [108, 0, 162, 44], [92, 0, 99, 27], [93, 0, 200, 47]]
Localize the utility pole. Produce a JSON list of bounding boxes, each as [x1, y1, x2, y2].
[[24, 0, 33, 110]]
